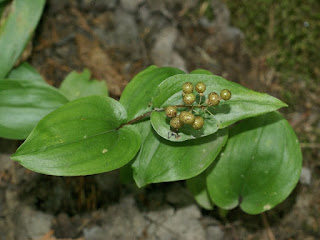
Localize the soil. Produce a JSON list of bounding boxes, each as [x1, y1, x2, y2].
[[0, 0, 319, 239]]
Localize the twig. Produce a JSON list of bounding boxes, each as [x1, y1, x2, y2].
[[261, 212, 275, 240], [300, 143, 320, 149]]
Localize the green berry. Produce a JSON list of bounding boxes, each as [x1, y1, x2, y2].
[[170, 117, 183, 130], [179, 111, 195, 125], [165, 106, 177, 118], [183, 93, 196, 105], [220, 89, 231, 100], [193, 116, 204, 130], [182, 82, 193, 93], [207, 92, 220, 106], [195, 82, 206, 94]]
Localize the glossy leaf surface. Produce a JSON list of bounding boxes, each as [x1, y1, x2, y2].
[[0, 0, 46, 77], [0, 80, 68, 139], [12, 96, 141, 176], [151, 74, 287, 141], [59, 69, 108, 101], [120, 66, 184, 120], [186, 172, 214, 210], [7, 62, 45, 84], [132, 120, 228, 187], [206, 112, 302, 214]]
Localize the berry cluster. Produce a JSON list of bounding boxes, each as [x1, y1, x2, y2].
[[165, 82, 231, 132]]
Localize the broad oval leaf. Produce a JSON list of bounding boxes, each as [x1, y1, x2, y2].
[[0, 80, 68, 139], [151, 74, 287, 141], [11, 96, 141, 176], [206, 111, 302, 214], [59, 69, 108, 101], [132, 120, 228, 187], [186, 172, 214, 210], [7, 62, 45, 84], [120, 66, 184, 120], [0, 0, 45, 77]]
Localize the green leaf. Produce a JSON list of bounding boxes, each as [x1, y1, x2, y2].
[[0, 0, 46, 78], [151, 74, 287, 141], [11, 96, 141, 176], [0, 80, 68, 139], [186, 172, 214, 210], [120, 66, 184, 120], [7, 62, 45, 84], [190, 69, 213, 75], [132, 120, 228, 187], [206, 111, 302, 214], [59, 69, 108, 101]]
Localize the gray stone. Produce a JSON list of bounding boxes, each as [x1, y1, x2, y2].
[[84, 196, 147, 240], [15, 206, 53, 240], [147, 205, 206, 240], [206, 225, 224, 240], [300, 167, 311, 185], [120, 0, 144, 13], [151, 27, 187, 71], [0, 154, 13, 171], [79, 0, 118, 11]]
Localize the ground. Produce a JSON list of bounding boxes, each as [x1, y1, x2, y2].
[[0, 0, 319, 239]]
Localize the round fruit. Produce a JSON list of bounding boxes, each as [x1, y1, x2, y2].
[[179, 111, 195, 125], [207, 92, 220, 106], [193, 116, 204, 130], [195, 82, 206, 94], [182, 82, 193, 93], [183, 93, 196, 105], [165, 106, 177, 118], [170, 117, 183, 130], [220, 89, 231, 100]]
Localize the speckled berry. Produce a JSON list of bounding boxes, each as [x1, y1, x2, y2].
[[182, 82, 193, 93], [195, 82, 206, 94], [192, 116, 204, 130], [183, 93, 196, 105], [170, 117, 183, 130], [165, 106, 177, 118], [220, 89, 231, 100], [207, 92, 220, 106], [179, 111, 195, 125]]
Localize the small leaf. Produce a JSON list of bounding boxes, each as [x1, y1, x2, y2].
[[206, 111, 302, 214], [11, 96, 141, 176], [0, 0, 46, 78], [186, 172, 214, 210], [151, 74, 287, 141], [120, 66, 184, 120], [0, 80, 68, 139], [132, 120, 228, 187], [59, 69, 108, 101], [7, 62, 45, 84]]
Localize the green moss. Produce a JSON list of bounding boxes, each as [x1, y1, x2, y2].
[[225, 0, 320, 82]]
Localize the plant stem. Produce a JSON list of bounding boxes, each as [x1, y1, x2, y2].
[[118, 104, 211, 129]]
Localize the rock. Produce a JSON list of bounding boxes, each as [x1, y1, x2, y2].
[[79, 0, 118, 11], [147, 205, 206, 240], [14, 206, 53, 240], [0, 154, 13, 171], [206, 226, 224, 240], [151, 27, 187, 71], [300, 167, 311, 185], [84, 196, 147, 239], [120, 0, 144, 13], [84, 226, 106, 240], [95, 9, 141, 59]]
